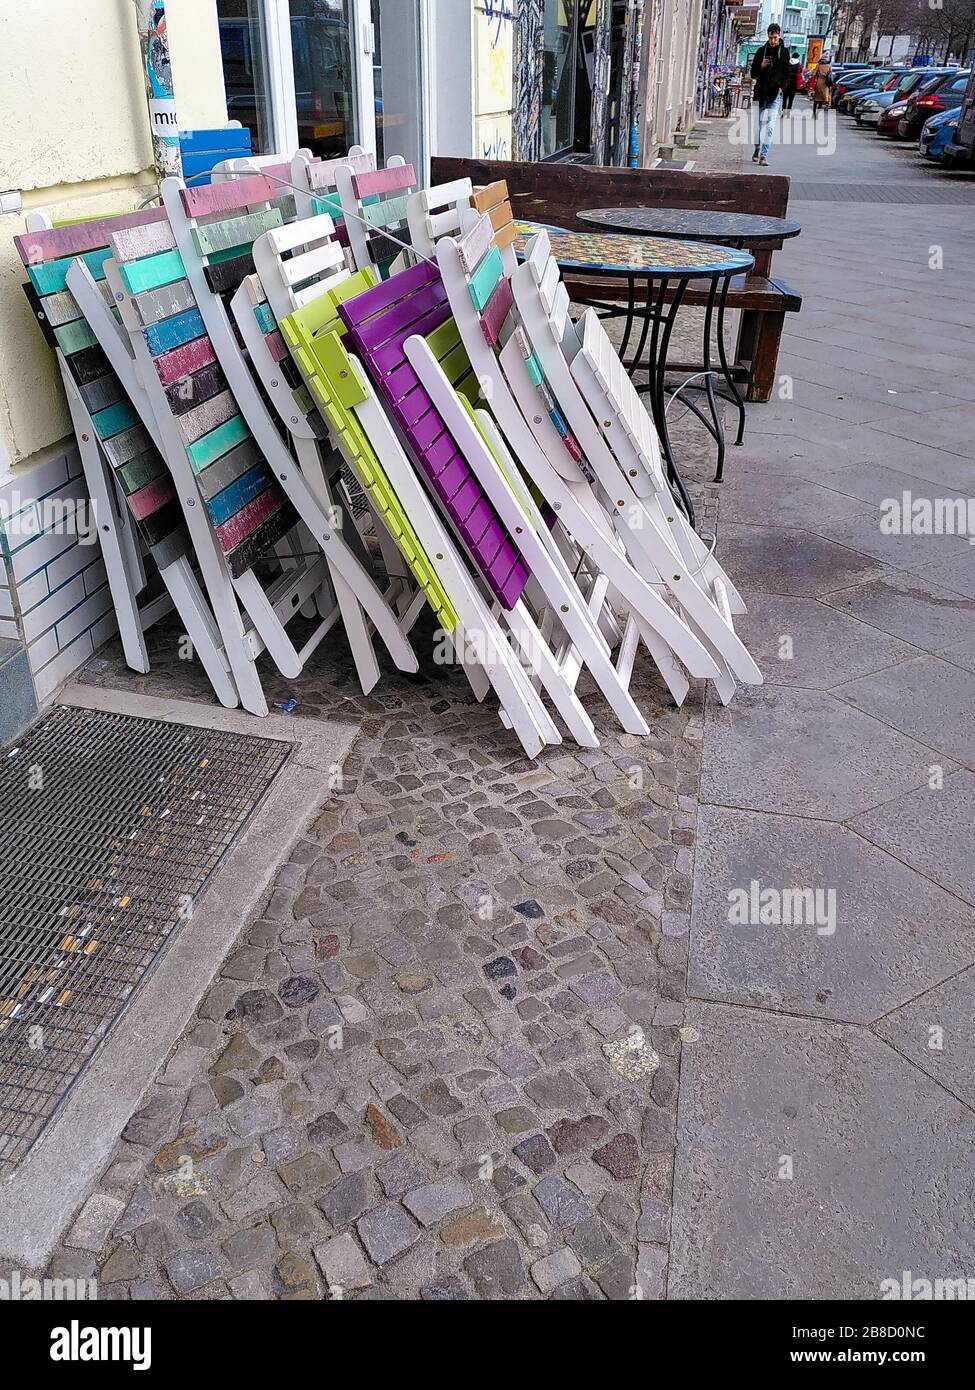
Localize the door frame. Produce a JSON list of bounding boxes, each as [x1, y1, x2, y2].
[[250, 0, 428, 171]]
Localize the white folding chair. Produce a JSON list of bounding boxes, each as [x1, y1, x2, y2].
[[405, 178, 474, 260], [334, 158, 418, 277], [513, 229, 761, 702], [435, 221, 722, 707], [161, 179, 418, 696], [273, 263, 558, 757], [238, 213, 421, 689]]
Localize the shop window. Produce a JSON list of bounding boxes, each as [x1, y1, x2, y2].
[[217, 0, 275, 153], [542, 0, 577, 158]]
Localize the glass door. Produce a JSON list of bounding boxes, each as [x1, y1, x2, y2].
[[217, 0, 276, 153], [368, 0, 425, 173], [288, 0, 358, 158], [542, 0, 579, 158], [215, 0, 425, 169]]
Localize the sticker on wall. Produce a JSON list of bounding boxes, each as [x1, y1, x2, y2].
[[139, 0, 182, 178]]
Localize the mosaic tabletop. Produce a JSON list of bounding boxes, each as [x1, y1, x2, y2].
[[577, 206, 802, 246], [514, 222, 754, 278]]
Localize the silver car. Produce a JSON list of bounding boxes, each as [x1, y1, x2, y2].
[[856, 91, 899, 125]]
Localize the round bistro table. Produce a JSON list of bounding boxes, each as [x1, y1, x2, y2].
[[578, 206, 802, 461], [514, 222, 754, 527]]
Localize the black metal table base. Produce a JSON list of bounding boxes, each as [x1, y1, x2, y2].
[[591, 268, 747, 522]]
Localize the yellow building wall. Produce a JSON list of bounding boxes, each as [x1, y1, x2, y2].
[[0, 0, 228, 466]]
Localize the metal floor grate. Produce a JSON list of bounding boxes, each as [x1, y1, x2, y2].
[[790, 182, 975, 204], [0, 706, 290, 1175]]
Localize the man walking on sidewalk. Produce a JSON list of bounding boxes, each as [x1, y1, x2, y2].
[[750, 24, 791, 165]]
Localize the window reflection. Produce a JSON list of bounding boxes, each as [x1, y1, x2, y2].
[[542, 0, 578, 158], [218, 0, 274, 153], [289, 0, 357, 158]]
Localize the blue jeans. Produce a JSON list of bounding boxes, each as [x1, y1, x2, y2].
[[755, 92, 782, 159]]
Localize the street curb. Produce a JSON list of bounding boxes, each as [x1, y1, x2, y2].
[[0, 685, 360, 1268]]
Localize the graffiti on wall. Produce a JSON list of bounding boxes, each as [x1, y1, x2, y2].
[[475, 1, 515, 163]]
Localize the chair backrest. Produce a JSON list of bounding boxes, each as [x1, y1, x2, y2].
[[406, 178, 474, 259], [108, 198, 295, 577], [290, 148, 374, 226], [463, 180, 519, 274], [179, 126, 252, 184], [14, 210, 186, 555], [277, 269, 459, 633], [211, 150, 310, 183], [337, 260, 530, 609], [335, 159, 418, 278], [436, 215, 592, 490], [244, 214, 348, 441]]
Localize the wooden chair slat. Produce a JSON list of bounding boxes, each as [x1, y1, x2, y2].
[[111, 220, 177, 264], [195, 438, 262, 501], [27, 248, 111, 296], [132, 279, 197, 327], [153, 336, 218, 386], [118, 249, 186, 296], [455, 216, 493, 276], [91, 399, 139, 439], [186, 415, 250, 472], [353, 164, 417, 199], [181, 174, 278, 218], [470, 180, 509, 214], [176, 389, 239, 445], [479, 278, 514, 348], [191, 208, 284, 258], [164, 361, 227, 416], [14, 207, 166, 266], [143, 307, 207, 357], [306, 152, 374, 191]]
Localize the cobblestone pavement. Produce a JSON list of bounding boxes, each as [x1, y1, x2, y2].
[[52, 607, 702, 1301], [29, 125, 741, 1300]]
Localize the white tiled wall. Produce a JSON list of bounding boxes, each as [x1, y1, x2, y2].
[[0, 442, 118, 703]]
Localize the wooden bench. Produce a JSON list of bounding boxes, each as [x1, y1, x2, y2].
[[431, 157, 802, 403]]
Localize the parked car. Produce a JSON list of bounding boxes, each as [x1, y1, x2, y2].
[[899, 70, 970, 140], [836, 70, 904, 113], [877, 99, 912, 136], [855, 90, 901, 124], [920, 108, 960, 160], [942, 66, 975, 168], [855, 68, 956, 123]]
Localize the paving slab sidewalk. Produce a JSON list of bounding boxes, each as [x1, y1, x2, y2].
[[671, 112, 975, 1298]]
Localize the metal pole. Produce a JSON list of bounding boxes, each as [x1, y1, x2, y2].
[[136, 0, 182, 180]]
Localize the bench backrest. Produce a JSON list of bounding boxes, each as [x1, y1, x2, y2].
[[432, 156, 791, 273], [432, 156, 791, 224]]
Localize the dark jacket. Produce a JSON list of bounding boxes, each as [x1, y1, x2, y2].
[[751, 42, 791, 104]]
